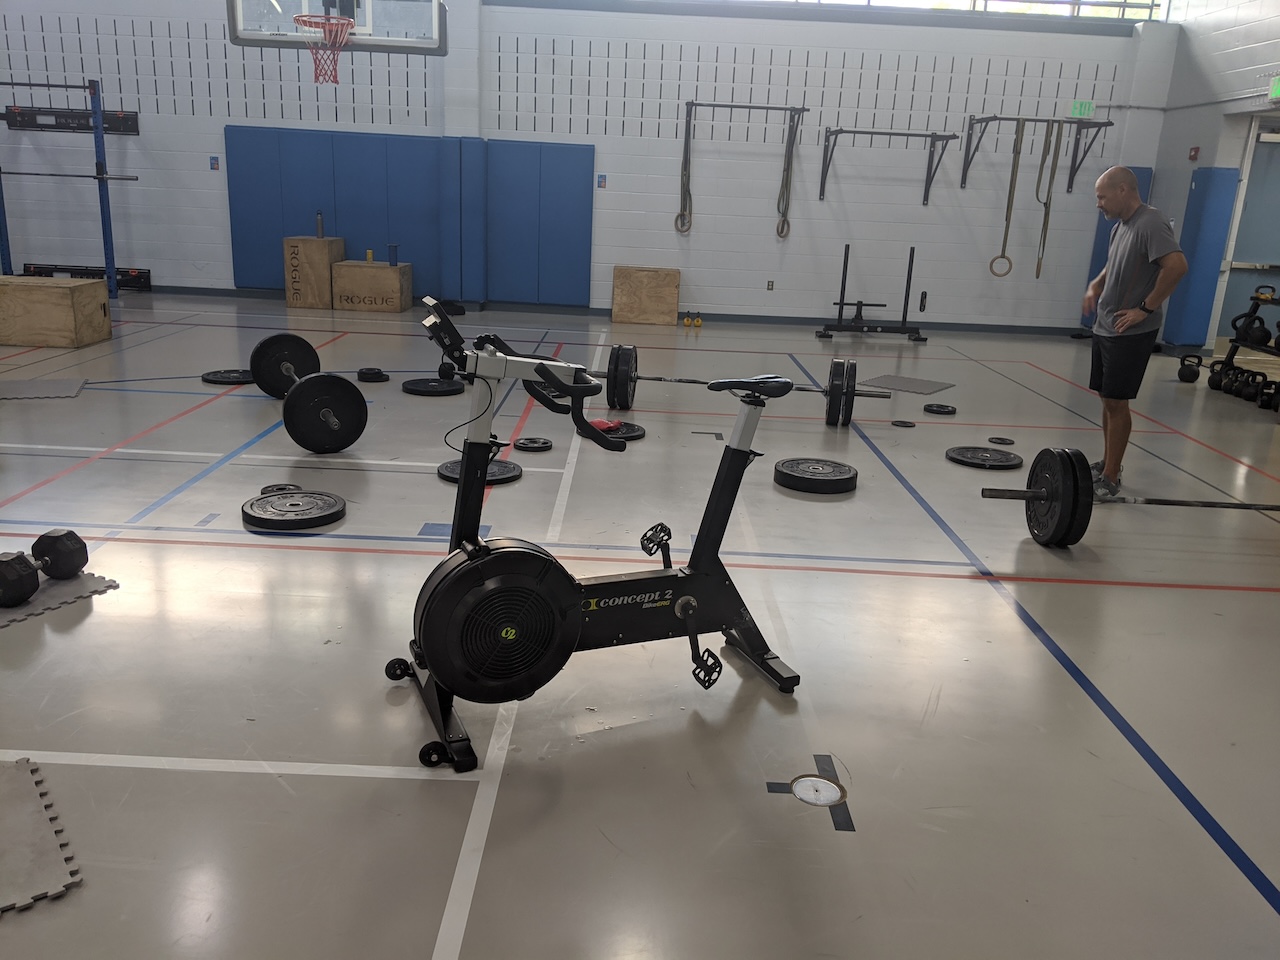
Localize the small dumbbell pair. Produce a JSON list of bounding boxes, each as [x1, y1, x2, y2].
[[0, 529, 89, 608]]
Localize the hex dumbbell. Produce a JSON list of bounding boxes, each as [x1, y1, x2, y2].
[[249, 334, 368, 454], [0, 529, 89, 608]]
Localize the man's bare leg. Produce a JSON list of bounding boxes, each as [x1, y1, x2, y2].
[[1101, 397, 1131, 483]]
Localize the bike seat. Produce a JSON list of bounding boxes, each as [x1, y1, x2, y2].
[[707, 375, 794, 398]]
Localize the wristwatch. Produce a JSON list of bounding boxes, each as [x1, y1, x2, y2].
[[1138, 300, 1155, 314]]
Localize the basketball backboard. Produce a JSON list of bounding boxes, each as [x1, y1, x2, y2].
[[227, 0, 446, 56]]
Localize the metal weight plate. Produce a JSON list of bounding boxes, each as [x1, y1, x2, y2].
[[839, 358, 857, 427], [436, 459, 524, 485], [242, 490, 346, 530], [945, 446, 1024, 470], [891, 420, 916, 428], [825, 359, 846, 426], [614, 345, 638, 411], [606, 344, 620, 409], [260, 483, 303, 495], [1060, 447, 1093, 547], [923, 403, 957, 416], [577, 421, 646, 441], [773, 458, 858, 494], [1024, 447, 1075, 546], [988, 437, 1015, 445], [357, 367, 390, 383], [282, 373, 369, 454], [202, 369, 254, 385], [250, 334, 321, 399], [513, 437, 553, 452], [402, 378, 465, 397]]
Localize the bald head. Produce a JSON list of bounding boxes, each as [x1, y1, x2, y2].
[[1095, 166, 1142, 221]]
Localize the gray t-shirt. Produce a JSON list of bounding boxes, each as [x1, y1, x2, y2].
[[1095, 204, 1181, 337]]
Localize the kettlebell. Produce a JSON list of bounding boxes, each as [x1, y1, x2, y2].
[[1246, 319, 1272, 347], [1240, 372, 1264, 403], [1206, 360, 1226, 391], [1177, 354, 1203, 383], [1255, 380, 1277, 410], [1254, 284, 1277, 302]]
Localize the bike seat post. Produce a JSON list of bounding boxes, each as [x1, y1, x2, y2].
[[728, 393, 766, 452]]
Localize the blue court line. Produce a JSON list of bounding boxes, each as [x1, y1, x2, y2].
[[124, 422, 286, 524], [836, 411, 1280, 916]]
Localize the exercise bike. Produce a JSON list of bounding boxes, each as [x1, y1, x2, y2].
[[385, 298, 801, 772]]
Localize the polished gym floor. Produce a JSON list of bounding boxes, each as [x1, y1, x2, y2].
[[1, 294, 1278, 959]]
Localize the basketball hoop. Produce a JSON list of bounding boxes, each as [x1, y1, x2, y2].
[[294, 14, 355, 85]]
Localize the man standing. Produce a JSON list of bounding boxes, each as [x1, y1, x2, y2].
[[1082, 166, 1188, 500]]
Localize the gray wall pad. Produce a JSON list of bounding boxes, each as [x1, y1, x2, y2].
[[0, 573, 119, 629], [858, 374, 955, 395], [0, 760, 81, 917]]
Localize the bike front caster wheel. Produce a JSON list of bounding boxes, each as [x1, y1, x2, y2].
[[419, 741, 449, 767], [384, 658, 412, 681]]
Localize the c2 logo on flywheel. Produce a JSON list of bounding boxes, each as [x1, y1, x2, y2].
[[500, 626, 517, 640]]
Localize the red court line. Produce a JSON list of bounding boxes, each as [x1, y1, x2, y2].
[[0, 332, 351, 512], [32, 531, 1278, 594], [1027, 362, 1280, 484], [0, 346, 45, 362]]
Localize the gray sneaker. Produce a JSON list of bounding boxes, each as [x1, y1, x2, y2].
[[1090, 460, 1122, 483], [1093, 475, 1121, 501]]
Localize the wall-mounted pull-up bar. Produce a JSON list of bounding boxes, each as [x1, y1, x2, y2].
[[0, 79, 133, 298], [675, 101, 809, 239], [959, 114, 1113, 195], [819, 128, 959, 206]]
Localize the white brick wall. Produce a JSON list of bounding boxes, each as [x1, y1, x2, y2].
[[0, 2, 1270, 329]]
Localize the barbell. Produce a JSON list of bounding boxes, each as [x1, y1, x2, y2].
[[981, 447, 1280, 548], [249, 334, 368, 454], [590, 345, 890, 426]]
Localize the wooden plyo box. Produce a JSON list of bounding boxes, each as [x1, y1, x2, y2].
[[283, 236, 345, 309], [611, 266, 681, 325], [0, 276, 111, 347], [331, 261, 413, 313]]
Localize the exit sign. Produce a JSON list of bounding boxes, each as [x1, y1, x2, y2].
[[1270, 75, 1280, 103], [1071, 100, 1095, 118]]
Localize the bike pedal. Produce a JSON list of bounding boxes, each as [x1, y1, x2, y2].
[[691, 648, 722, 690]]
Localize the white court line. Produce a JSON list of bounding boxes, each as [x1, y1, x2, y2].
[[546, 332, 610, 542], [431, 701, 518, 960], [0, 748, 473, 780]]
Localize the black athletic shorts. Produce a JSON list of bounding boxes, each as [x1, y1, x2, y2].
[[1089, 329, 1159, 400]]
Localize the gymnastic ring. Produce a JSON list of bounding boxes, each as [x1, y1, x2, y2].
[[989, 255, 1013, 278]]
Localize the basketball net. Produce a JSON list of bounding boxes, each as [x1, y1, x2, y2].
[[293, 14, 355, 85]]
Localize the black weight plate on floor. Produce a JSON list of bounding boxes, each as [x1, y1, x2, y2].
[[402, 378, 465, 397], [923, 403, 956, 415], [437, 459, 524, 485], [1060, 447, 1093, 547], [773, 458, 858, 494], [357, 367, 390, 383], [891, 420, 916, 428], [1024, 448, 1074, 547], [577, 421, 646, 441], [242, 490, 346, 530], [260, 483, 303, 495], [202, 369, 254, 385], [513, 437, 553, 452], [840, 358, 857, 426], [251, 334, 320, 399], [825, 359, 846, 426], [615, 345, 638, 411], [282, 373, 368, 454], [606, 344, 620, 409], [945, 446, 1024, 470], [987, 437, 1015, 445]]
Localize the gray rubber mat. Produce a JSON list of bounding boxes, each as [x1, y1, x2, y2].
[[0, 759, 81, 917], [0, 572, 119, 629], [858, 374, 954, 395], [0, 379, 87, 399]]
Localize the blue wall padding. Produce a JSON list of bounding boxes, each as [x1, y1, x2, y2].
[[538, 143, 594, 306], [459, 138, 488, 303], [386, 134, 442, 298], [278, 130, 336, 239], [332, 132, 390, 267], [1080, 166, 1153, 330], [225, 127, 284, 289], [1163, 167, 1238, 346], [486, 140, 543, 303], [225, 127, 594, 305]]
